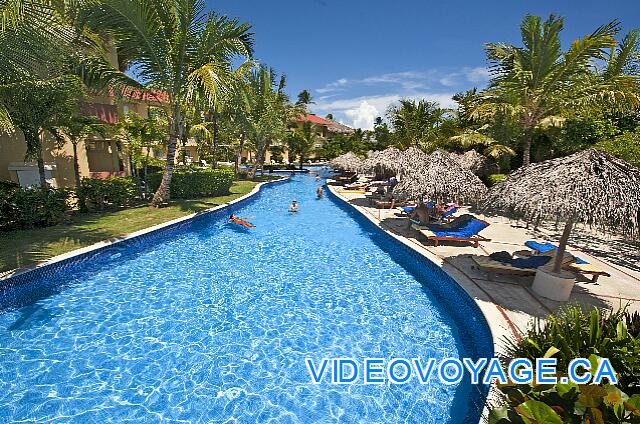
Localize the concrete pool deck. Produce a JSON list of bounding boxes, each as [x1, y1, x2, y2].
[[328, 184, 640, 353]]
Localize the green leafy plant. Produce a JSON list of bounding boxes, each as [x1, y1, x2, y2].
[[487, 174, 508, 185], [147, 168, 234, 199], [595, 129, 640, 167], [503, 306, 640, 394], [78, 177, 139, 212], [0, 183, 70, 230], [490, 374, 640, 423]]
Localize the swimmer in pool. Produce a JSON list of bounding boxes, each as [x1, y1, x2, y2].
[[316, 186, 324, 199], [226, 213, 255, 228], [288, 199, 299, 212]]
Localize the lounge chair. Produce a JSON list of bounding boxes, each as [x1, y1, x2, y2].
[[525, 240, 611, 283], [374, 199, 415, 209], [471, 252, 574, 280], [411, 214, 491, 247]]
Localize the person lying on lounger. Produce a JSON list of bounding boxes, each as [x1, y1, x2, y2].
[[409, 203, 432, 224], [227, 214, 255, 228]]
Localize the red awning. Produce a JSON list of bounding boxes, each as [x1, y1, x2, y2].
[[81, 103, 119, 124]]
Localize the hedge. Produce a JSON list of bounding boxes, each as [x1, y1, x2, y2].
[[78, 176, 139, 212], [0, 181, 70, 230], [148, 168, 234, 199]]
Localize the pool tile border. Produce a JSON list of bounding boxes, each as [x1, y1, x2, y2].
[[0, 177, 289, 290]]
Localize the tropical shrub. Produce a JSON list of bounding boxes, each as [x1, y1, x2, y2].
[[78, 177, 139, 211], [490, 306, 640, 423], [490, 375, 640, 423], [0, 182, 70, 230], [148, 168, 234, 199], [487, 174, 508, 185], [595, 129, 640, 167], [503, 306, 640, 393]]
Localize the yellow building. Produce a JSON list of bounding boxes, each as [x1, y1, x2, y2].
[[0, 42, 166, 188]]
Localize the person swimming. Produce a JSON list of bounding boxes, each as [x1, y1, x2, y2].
[[316, 186, 324, 199], [226, 213, 255, 228], [288, 199, 299, 212], [315, 175, 321, 181]]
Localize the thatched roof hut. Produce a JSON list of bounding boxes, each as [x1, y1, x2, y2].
[[453, 150, 499, 178], [328, 152, 362, 172], [483, 149, 640, 272], [394, 149, 487, 203], [359, 147, 403, 177], [394, 146, 431, 178]]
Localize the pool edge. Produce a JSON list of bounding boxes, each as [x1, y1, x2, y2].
[[0, 177, 289, 284], [327, 183, 502, 422]]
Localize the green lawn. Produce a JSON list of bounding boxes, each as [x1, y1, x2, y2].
[[0, 179, 263, 273]]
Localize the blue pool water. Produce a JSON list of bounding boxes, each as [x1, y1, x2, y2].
[[0, 172, 491, 423]]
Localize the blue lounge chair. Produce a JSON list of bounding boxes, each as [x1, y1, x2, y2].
[[412, 215, 491, 247], [524, 240, 610, 283]]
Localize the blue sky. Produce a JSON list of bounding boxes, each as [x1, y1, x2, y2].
[[210, 0, 639, 129]]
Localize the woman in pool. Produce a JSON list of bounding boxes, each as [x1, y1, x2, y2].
[[288, 199, 299, 212], [316, 186, 324, 199], [226, 214, 255, 228]]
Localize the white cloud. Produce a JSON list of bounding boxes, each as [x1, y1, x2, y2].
[[345, 101, 378, 130], [316, 78, 349, 93], [465, 67, 490, 84], [310, 66, 490, 129], [314, 92, 457, 130]]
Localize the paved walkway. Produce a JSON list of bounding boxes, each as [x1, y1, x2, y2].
[[329, 185, 640, 353]]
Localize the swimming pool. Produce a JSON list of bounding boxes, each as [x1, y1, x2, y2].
[[0, 172, 492, 423]]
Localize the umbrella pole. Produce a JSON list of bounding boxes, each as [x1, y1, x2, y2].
[[553, 217, 574, 274]]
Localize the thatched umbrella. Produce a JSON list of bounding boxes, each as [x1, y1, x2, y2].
[[394, 149, 488, 203], [483, 149, 640, 273], [329, 152, 362, 172], [395, 146, 431, 178], [454, 150, 499, 178], [359, 147, 403, 177]]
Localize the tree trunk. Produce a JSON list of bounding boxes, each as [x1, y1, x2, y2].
[[212, 112, 219, 169], [151, 111, 182, 206], [553, 218, 574, 274], [36, 153, 47, 188], [35, 131, 47, 187], [72, 141, 81, 188], [299, 154, 304, 170], [235, 133, 245, 176], [249, 138, 270, 179], [522, 126, 533, 167]]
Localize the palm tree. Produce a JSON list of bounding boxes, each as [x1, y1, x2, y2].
[[57, 115, 110, 188], [0, 0, 139, 184], [387, 99, 454, 151], [240, 65, 294, 178], [472, 15, 640, 167], [449, 129, 516, 172], [0, 75, 85, 186], [287, 121, 317, 169], [82, 0, 254, 205]]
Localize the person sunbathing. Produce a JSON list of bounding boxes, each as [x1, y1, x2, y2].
[[227, 213, 255, 228], [409, 203, 432, 225]]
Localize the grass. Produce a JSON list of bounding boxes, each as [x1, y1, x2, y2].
[[0, 179, 266, 273]]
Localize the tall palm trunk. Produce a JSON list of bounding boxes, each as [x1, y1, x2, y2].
[[235, 132, 245, 176], [71, 140, 81, 188], [151, 109, 182, 206], [521, 126, 533, 167], [28, 130, 48, 187], [249, 137, 270, 179], [212, 112, 219, 169]]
